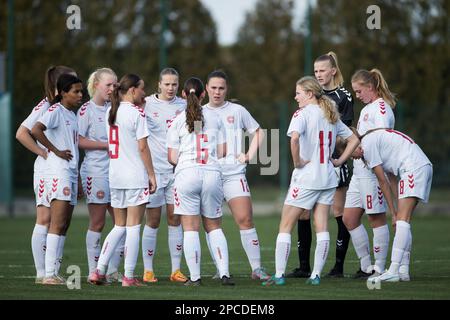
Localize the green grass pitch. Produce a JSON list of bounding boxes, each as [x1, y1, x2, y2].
[[0, 214, 449, 300]]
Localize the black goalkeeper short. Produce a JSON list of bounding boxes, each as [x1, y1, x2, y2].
[[336, 163, 350, 188]]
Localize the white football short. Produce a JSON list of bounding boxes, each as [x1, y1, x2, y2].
[[47, 177, 78, 206], [81, 175, 110, 204], [146, 172, 175, 208], [110, 188, 150, 209], [173, 168, 223, 218], [284, 182, 336, 210], [223, 173, 251, 202], [345, 177, 387, 214], [33, 174, 50, 207], [398, 164, 432, 203]]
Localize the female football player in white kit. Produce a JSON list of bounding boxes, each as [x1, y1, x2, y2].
[[343, 69, 399, 279], [31, 74, 84, 285], [204, 70, 270, 281], [291, 51, 355, 278], [78, 68, 124, 284], [90, 74, 157, 287], [167, 77, 234, 286], [16, 66, 76, 283], [356, 129, 432, 283], [262, 76, 359, 286], [141, 68, 188, 284]]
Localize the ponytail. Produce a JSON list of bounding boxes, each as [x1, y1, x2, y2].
[[296, 76, 340, 124], [109, 74, 142, 125], [183, 77, 205, 133], [318, 95, 340, 124], [45, 65, 76, 102], [315, 51, 344, 87], [351, 69, 396, 108], [370, 69, 396, 108]]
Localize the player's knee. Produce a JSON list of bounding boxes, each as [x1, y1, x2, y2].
[[342, 214, 358, 230]]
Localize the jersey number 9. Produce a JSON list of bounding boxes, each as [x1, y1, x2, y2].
[[109, 125, 119, 159]]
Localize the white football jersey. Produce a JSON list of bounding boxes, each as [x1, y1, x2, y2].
[[361, 129, 431, 175], [144, 94, 186, 173], [38, 103, 79, 179], [287, 104, 353, 190], [166, 107, 226, 175], [203, 102, 260, 176], [106, 102, 150, 189], [78, 100, 110, 177], [21, 98, 50, 175], [354, 98, 395, 178]]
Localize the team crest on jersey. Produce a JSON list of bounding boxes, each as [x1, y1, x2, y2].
[[63, 186, 71, 196], [227, 116, 235, 124], [363, 113, 369, 121], [97, 190, 105, 199]]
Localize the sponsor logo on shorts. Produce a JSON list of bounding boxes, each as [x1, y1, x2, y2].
[[291, 187, 299, 199]]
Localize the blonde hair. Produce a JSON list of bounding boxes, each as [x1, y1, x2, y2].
[[314, 51, 344, 87], [87, 68, 117, 98], [351, 69, 396, 108], [297, 76, 340, 124]]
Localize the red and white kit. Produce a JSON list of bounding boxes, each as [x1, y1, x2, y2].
[[204, 102, 259, 201], [106, 102, 150, 208], [144, 94, 186, 208], [361, 129, 432, 203], [78, 100, 111, 204], [345, 98, 395, 214], [285, 104, 353, 210], [21, 98, 51, 207], [38, 103, 79, 205], [167, 107, 226, 218]]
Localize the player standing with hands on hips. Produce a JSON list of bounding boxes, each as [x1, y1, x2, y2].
[[263, 76, 359, 286]]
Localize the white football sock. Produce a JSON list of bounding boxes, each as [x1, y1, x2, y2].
[[275, 233, 291, 278], [240, 228, 261, 271], [389, 220, 411, 274], [205, 232, 218, 273], [184, 231, 201, 281], [373, 224, 390, 272], [311, 232, 330, 279], [349, 224, 372, 272], [142, 225, 158, 271], [55, 235, 65, 275], [107, 232, 125, 275], [45, 233, 60, 277], [86, 230, 102, 275], [168, 225, 183, 273], [208, 228, 230, 278], [31, 224, 48, 278], [124, 224, 141, 279], [400, 229, 412, 274], [97, 225, 126, 275]]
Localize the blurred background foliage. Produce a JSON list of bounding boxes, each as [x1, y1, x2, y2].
[[0, 0, 448, 193]]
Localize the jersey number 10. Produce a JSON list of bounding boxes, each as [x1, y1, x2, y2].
[[109, 125, 119, 159]]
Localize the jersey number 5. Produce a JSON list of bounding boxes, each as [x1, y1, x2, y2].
[[319, 130, 332, 164], [196, 134, 209, 164], [109, 125, 119, 159]]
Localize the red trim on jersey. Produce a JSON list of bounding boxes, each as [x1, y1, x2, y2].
[[385, 129, 415, 144], [34, 98, 47, 112]]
